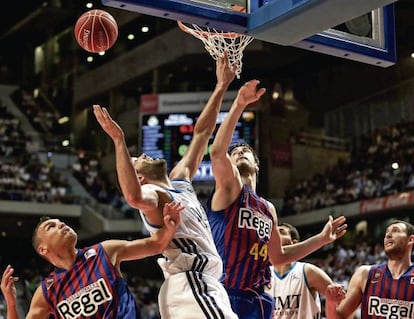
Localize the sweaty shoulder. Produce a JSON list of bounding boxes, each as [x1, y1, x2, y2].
[[353, 265, 372, 289]]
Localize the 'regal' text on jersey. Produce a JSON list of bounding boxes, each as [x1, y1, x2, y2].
[[238, 207, 272, 239], [57, 278, 112, 319], [367, 297, 414, 319]]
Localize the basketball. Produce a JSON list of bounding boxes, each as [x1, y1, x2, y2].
[[74, 9, 118, 53]]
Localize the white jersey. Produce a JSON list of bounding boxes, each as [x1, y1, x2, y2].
[[265, 262, 321, 319], [140, 179, 223, 279], [141, 179, 238, 319]]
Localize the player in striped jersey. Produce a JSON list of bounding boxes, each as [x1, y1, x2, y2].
[[0, 201, 182, 319], [206, 79, 348, 319], [326, 219, 414, 319], [92, 53, 239, 318]]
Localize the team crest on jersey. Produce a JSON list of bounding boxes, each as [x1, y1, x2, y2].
[[371, 271, 381, 283], [46, 278, 54, 290], [410, 277, 414, 285], [84, 248, 97, 259]]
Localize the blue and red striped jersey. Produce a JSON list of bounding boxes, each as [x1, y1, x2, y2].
[[207, 184, 274, 291], [41, 243, 139, 319], [361, 263, 414, 319]]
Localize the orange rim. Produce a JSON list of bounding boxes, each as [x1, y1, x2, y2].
[[177, 21, 242, 39]]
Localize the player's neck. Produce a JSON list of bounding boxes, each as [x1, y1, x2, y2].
[[52, 248, 78, 270], [275, 263, 293, 275], [241, 174, 256, 192], [387, 257, 412, 279]]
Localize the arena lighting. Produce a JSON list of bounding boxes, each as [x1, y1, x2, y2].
[[391, 162, 399, 170], [62, 139, 70, 147], [58, 116, 69, 124]]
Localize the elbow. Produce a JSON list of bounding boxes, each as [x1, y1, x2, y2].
[[123, 193, 141, 208]]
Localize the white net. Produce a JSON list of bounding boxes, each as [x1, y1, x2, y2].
[[178, 22, 254, 79]]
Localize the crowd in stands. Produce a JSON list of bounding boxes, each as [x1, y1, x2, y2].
[[281, 120, 414, 215], [71, 150, 139, 218], [0, 102, 27, 157], [0, 101, 74, 203]]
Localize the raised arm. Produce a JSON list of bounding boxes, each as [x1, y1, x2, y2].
[[210, 80, 266, 205], [1, 266, 51, 319], [169, 52, 236, 180], [103, 201, 183, 267], [93, 105, 158, 212], [269, 215, 347, 266]]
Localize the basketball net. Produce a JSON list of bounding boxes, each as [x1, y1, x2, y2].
[[178, 21, 253, 79]]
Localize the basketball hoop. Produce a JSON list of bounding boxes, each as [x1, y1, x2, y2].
[[178, 21, 253, 79]]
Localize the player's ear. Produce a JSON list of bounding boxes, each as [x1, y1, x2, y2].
[[137, 174, 147, 184], [38, 245, 48, 256]]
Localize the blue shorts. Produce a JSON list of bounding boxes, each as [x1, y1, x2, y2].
[[227, 288, 274, 319]]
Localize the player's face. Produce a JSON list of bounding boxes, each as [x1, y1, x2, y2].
[[229, 146, 258, 175], [133, 153, 167, 179], [278, 225, 293, 246], [383, 222, 409, 257], [36, 219, 77, 251]]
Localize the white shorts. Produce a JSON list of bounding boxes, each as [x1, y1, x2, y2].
[[158, 271, 238, 319]]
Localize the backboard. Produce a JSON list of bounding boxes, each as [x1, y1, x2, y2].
[[101, 0, 397, 66]]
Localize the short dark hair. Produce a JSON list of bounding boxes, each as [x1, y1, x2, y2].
[[279, 222, 300, 241], [228, 142, 260, 166], [32, 216, 51, 251], [386, 219, 414, 236]]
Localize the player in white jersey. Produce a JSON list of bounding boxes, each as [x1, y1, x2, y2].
[[93, 52, 239, 319], [266, 223, 345, 319]]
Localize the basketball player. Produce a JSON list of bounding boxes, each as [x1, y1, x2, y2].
[[266, 223, 345, 319], [206, 79, 348, 319], [93, 53, 239, 318], [325, 219, 414, 319], [0, 201, 183, 319]]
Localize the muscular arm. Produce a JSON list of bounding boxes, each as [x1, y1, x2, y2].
[[103, 201, 183, 267], [305, 263, 335, 296], [93, 105, 159, 213], [25, 286, 53, 319], [325, 265, 370, 319], [269, 216, 347, 266], [210, 80, 266, 210], [170, 53, 235, 180]]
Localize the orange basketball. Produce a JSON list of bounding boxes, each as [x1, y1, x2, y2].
[[74, 9, 118, 53]]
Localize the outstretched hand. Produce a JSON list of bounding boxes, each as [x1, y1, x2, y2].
[[325, 283, 346, 304], [236, 80, 266, 107], [93, 104, 124, 141], [1, 265, 19, 307], [216, 51, 237, 87], [320, 215, 347, 244], [163, 201, 184, 231]]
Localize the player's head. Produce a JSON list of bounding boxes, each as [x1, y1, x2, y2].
[[384, 219, 414, 256], [228, 142, 259, 176], [278, 223, 300, 245], [132, 153, 168, 183], [32, 216, 78, 263]]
